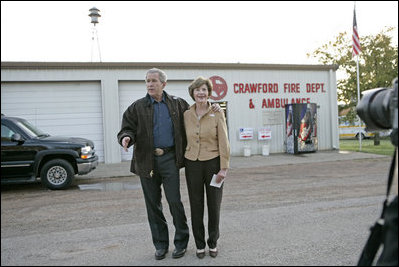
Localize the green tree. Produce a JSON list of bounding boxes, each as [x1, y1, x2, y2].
[[307, 27, 398, 124]]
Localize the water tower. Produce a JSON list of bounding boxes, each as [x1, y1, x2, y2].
[[89, 7, 102, 62]]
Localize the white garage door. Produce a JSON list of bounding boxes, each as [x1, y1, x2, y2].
[[118, 80, 193, 161], [1, 81, 105, 162]]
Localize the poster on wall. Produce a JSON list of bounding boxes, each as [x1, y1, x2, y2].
[[258, 128, 272, 140], [239, 128, 254, 140]]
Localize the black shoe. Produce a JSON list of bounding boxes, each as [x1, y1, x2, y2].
[[155, 248, 168, 260], [172, 248, 186, 258], [209, 247, 218, 258], [196, 249, 205, 259]]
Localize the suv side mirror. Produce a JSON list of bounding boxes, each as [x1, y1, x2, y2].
[[11, 133, 24, 143]]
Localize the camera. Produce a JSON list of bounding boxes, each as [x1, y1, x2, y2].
[[356, 77, 398, 147], [356, 78, 398, 266]]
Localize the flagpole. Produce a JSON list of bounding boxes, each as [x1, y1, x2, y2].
[[353, 1, 362, 151], [356, 54, 362, 151]]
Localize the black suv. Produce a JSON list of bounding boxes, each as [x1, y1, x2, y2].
[[1, 114, 98, 189]]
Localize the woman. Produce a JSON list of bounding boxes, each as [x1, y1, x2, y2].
[[184, 76, 230, 259]]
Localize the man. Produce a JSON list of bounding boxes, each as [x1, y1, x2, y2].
[[117, 68, 190, 260]]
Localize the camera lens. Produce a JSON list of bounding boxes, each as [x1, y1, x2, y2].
[[356, 87, 392, 131]]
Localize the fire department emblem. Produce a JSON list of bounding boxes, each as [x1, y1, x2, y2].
[[209, 76, 228, 101]]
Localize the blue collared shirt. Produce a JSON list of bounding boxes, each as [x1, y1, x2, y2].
[[150, 94, 175, 148]]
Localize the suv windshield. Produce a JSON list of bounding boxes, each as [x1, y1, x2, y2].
[[16, 119, 48, 138]]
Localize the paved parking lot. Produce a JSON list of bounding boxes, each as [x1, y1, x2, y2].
[[1, 151, 395, 266]]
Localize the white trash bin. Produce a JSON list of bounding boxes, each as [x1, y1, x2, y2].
[[262, 144, 270, 156], [244, 145, 251, 157]]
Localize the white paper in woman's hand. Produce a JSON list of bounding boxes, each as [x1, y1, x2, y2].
[[210, 174, 224, 188]]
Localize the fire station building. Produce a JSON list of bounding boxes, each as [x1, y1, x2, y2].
[[1, 62, 339, 163]]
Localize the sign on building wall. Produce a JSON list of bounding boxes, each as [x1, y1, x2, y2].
[[262, 110, 284, 125], [233, 82, 326, 109], [239, 128, 254, 140], [209, 76, 228, 101], [258, 128, 272, 140]]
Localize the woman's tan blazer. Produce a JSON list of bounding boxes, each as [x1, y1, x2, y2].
[[184, 102, 230, 169]]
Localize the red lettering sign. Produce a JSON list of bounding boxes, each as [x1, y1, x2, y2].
[[233, 83, 279, 94], [249, 99, 255, 109], [283, 83, 300, 93], [306, 83, 325, 93]]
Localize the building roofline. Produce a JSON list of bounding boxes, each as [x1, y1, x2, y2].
[[1, 61, 339, 71]]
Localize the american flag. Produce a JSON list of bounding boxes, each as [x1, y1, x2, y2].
[[352, 8, 361, 57]]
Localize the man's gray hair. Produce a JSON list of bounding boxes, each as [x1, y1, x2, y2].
[[146, 68, 167, 83]]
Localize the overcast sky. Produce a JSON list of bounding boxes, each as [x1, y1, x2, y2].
[[1, 1, 398, 64]]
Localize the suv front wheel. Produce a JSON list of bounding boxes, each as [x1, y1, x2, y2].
[[40, 159, 74, 190]]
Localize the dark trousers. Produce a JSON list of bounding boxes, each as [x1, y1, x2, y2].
[[139, 151, 189, 250], [185, 157, 223, 249]]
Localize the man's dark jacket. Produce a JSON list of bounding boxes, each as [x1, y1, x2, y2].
[[117, 91, 189, 178]]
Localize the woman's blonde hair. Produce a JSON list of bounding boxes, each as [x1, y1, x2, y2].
[[188, 76, 213, 101]]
